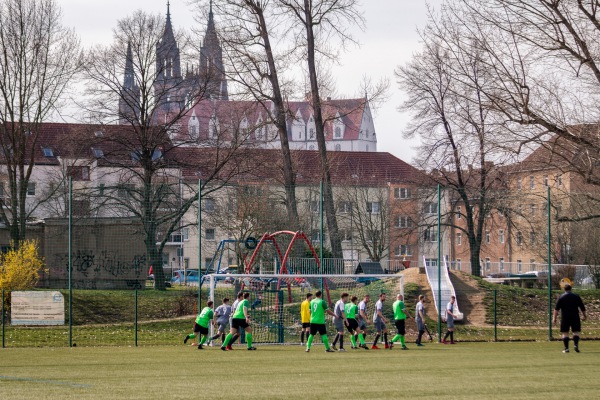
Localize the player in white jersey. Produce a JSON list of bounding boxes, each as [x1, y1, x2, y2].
[[331, 293, 349, 352], [355, 294, 370, 345], [372, 293, 389, 349], [210, 298, 232, 345]]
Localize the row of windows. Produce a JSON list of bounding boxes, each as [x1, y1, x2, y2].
[[516, 174, 563, 190], [456, 230, 542, 246]]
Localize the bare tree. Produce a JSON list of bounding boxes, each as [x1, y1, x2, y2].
[[83, 10, 253, 289], [277, 0, 365, 258], [0, 0, 82, 246]]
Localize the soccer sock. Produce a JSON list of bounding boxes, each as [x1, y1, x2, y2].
[[187, 333, 196, 339], [563, 336, 570, 349], [332, 333, 339, 346], [354, 334, 358, 344], [350, 335, 357, 348], [231, 334, 239, 344], [391, 334, 401, 343], [246, 333, 253, 348], [222, 333, 233, 347], [417, 330, 424, 344], [300, 331, 305, 343], [373, 334, 380, 346], [443, 331, 450, 341], [339, 335, 344, 349], [307, 334, 314, 349], [384, 333, 388, 346], [359, 334, 365, 346], [221, 333, 225, 342], [362, 333, 367, 341], [450, 332, 454, 342], [199, 335, 207, 345], [573, 335, 580, 347], [322, 335, 331, 350], [400, 335, 406, 347], [210, 333, 220, 340]]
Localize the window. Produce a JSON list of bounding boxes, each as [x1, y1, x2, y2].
[[456, 206, 462, 219], [499, 258, 505, 271], [396, 216, 412, 228], [485, 230, 490, 244], [334, 144, 341, 151], [529, 259, 536, 271], [485, 258, 491, 271], [423, 228, 437, 242], [516, 231, 523, 246], [27, 182, 36, 196], [556, 174, 563, 187], [98, 184, 105, 196], [92, 148, 104, 158], [338, 201, 352, 214], [543, 175, 548, 186], [67, 166, 90, 181], [457, 233, 462, 246], [423, 202, 437, 214], [394, 187, 411, 199], [205, 228, 215, 240], [310, 231, 320, 242], [42, 147, 54, 157], [117, 184, 134, 199], [310, 200, 320, 214], [530, 231, 536, 245], [366, 201, 380, 214], [529, 175, 535, 189], [204, 198, 216, 213], [499, 229, 505, 244], [335, 126, 342, 138], [517, 259, 522, 272], [72, 199, 90, 216], [517, 177, 522, 190], [456, 259, 462, 270], [182, 228, 189, 241], [394, 245, 412, 256], [341, 230, 352, 241], [367, 230, 380, 243], [309, 128, 315, 139]]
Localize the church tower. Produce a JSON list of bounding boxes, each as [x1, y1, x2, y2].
[[199, 1, 228, 100], [118, 41, 140, 124], [154, 1, 183, 113]]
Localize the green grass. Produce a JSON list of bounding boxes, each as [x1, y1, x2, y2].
[[1, 342, 599, 399]]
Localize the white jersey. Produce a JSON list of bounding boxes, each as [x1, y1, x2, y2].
[[231, 299, 241, 320], [334, 299, 345, 318], [415, 302, 424, 320], [373, 299, 383, 322], [215, 304, 232, 322], [358, 300, 367, 321]]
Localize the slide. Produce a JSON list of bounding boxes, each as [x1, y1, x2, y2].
[[424, 256, 464, 322]]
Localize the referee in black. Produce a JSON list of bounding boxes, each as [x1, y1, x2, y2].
[[553, 284, 587, 353]]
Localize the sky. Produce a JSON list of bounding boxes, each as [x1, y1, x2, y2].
[[56, 0, 443, 164]]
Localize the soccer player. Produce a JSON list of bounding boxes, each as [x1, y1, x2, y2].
[[183, 300, 214, 349], [210, 298, 232, 345], [372, 293, 389, 349], [222, 292, 256, 351], [390, 294, 413, 350], [226, 291, 244, 350], [553, 284, 587, 353], [442, 296, 457, 344], [355, 294, 370, 345], [331, 292, 349, 352], [306, 290, 336, 353], [345, 295, 368, 349], [300, 292, 313, 346], [415, 295, 426, 346]]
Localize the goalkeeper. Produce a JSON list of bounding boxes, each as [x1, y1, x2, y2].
[[183, 300, 215, 349], [345, 295, 368, 349]]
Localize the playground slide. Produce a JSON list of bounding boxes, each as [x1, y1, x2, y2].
[[423, 256, 464, 322]]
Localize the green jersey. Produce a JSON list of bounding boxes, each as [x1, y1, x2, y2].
[[233, 299, 249, 319], [393, 300, 407, 320], [345, 303, 358, 319], [195, 307, 214, 328], [310, 298, 328, 324]]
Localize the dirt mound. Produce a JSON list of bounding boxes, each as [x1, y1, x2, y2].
[[400, 267, 436, 321]]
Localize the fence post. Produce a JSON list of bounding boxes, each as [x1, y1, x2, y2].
[[547, 185, 553, 341], [1, 289, 4, 348], [493, 289, 497, 342], [134, 289, 138, 347], [197, 179, 202, 312], [437, 184, 442, 342], [68, 176, 73, 348]]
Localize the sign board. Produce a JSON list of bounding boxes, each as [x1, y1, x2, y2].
[[11, 291, 65, 325]]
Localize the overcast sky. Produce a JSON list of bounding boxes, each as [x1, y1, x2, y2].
[[56, 0, 443, 164]]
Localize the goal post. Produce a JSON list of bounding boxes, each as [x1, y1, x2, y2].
[[206, 273, 404, 345]]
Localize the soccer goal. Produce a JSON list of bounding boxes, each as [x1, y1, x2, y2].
[[205, 273, 404, 345]]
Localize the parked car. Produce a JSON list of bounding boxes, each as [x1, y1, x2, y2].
[[171, 269, 199, 285]]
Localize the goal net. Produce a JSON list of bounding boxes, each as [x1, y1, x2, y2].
[[205, 273, 404, 345]]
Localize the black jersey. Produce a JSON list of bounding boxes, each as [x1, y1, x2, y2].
[[555, 292, 585, 319]]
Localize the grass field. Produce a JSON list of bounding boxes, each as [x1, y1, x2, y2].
[[1, 341, 599, 399]]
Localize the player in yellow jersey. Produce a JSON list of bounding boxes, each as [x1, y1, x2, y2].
[[300, 292, 313, 345]]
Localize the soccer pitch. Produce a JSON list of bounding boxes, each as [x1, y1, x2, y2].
[[1, 342, 599, 399]]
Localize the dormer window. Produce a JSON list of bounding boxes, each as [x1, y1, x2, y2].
[[92, 148, 104, 158], [94, 130, 104, 137], [42, 147, 54, 157]]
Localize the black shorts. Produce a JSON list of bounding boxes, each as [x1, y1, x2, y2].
[[346, 318, 359, 333], [193, 323, 209, 335], [310, 323, 327, 336], [302, 322, 311, 329], [395, 319, 406, 335], [231, 318, 249, 330], [560, 317, 581, 333]]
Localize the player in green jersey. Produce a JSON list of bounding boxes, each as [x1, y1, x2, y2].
[[183, 300, 214, 349], [306, 290, 336, 353], [221, 292, 256, 350], [390, 294, 413, 350], [345, 296, 368, 349]]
